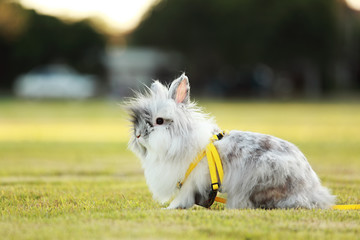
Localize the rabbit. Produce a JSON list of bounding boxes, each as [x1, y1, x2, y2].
[[126, 74, 335, 209]]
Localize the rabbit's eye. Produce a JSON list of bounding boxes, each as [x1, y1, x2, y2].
[[156, 118, 164, 125]]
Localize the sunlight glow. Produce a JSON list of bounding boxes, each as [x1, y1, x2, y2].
[[346, 0, 360, 10], [18, 0, 159, 33]]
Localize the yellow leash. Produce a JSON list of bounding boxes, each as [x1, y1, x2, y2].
[[179, 131, 359, 210], [331, 204, 360, 210], [214, 196, 227, 204], [214, 197, 360, 210]]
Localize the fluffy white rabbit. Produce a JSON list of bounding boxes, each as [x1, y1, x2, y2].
[[126, 74, 335, 209]]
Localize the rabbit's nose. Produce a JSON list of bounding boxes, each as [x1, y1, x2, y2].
[[135, 129, 141, 138]]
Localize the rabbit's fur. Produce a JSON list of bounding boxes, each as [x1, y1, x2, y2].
[[126, 74, 335, 209]]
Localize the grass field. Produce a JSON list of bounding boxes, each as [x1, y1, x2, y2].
[[0, 99, 359, 239]]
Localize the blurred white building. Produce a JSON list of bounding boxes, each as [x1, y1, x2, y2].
[[104, 47, 182, 97]]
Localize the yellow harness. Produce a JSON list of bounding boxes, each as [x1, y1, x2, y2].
[[178, 131, 360, 210], [177, 132, 226, 207], [177, 132, 226, 191]]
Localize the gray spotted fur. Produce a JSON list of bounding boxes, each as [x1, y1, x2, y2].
[[216, 131, 335, 209]]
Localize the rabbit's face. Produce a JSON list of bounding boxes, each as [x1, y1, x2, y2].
[[129, 98, 178, 158], [127, 74, 191, 160]]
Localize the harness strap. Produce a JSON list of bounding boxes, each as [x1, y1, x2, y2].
[[206, 135, 224, 191], [177, 151, 206, 189], [177, 131, 226, 190], [177, 131, 226, 208]]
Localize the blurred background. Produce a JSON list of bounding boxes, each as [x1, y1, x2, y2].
[[1, 2, 360, 232], [1, 0, 360, 99]]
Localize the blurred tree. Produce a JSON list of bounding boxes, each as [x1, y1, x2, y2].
[[0, 1, 106, 93], [130, 0, 340, 97]]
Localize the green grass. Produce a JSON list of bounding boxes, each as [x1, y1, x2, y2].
[[0, 99, 359, 239]]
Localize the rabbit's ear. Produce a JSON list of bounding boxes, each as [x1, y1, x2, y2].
[[151, 80, 167, 98], [168, 73, 190, 104]]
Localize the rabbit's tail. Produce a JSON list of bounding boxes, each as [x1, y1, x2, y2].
[[309, 185, 336, 209], [277, 185, 336, 209]]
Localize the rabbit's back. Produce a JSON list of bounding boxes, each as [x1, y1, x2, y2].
[[216, 131, 335, 209]]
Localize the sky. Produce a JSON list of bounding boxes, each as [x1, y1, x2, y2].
[[18, 0, 160, 33], [346, 0, 360, 10], [17, 0, 360, 34]]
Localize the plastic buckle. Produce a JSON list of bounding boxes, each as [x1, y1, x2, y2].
[[211, 183, 219, 191], [216, 132, 224, 140]]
